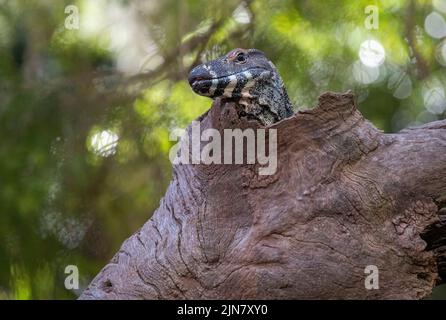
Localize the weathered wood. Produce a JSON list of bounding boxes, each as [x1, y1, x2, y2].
[[80, 91, 446, 299]]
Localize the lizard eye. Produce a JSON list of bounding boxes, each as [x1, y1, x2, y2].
[[235, 52, 247, 64]]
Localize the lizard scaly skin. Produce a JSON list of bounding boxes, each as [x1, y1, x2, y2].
[[188, 48, 294, 125]]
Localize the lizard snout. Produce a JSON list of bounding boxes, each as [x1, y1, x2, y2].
[[188, 65, 214, 96]]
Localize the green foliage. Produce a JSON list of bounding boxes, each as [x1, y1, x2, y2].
[[0, 0, 445, 299]]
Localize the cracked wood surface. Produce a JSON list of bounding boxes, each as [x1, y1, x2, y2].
[[79, 91, 446, 299]]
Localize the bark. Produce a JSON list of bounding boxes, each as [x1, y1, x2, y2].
[[79, 91, 446, 300]]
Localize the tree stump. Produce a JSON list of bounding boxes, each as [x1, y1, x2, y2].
[[80, 91, 446, 299]]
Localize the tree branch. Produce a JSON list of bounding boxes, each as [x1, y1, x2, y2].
[[80, 91, 446, 299], [405, 0, 429, 80]]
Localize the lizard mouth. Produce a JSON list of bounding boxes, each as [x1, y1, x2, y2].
[[189, 68, 267, 97], [190, 78, 213, 95]]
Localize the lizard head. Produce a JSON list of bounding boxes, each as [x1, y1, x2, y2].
[[188, 48, 294, 124], [188, 48, 279, 99]]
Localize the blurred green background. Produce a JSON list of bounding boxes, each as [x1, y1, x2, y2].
[[0, 0, 445, 299]]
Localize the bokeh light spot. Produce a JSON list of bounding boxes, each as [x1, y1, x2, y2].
[[359, 40, 385, 67], [443, 42, 446, 63], [388, 70, 412, 99], [90, 130, 119, 157], [438, 41, 446, 66], [423, 86, 446, 114], [352, 60, 380, 84], [424, 12, 446, 39], [433, 0, 446, 14], [233, 3, 251, 24]]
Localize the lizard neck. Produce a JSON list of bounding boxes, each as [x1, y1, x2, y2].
[[239, 72, 294, 125]]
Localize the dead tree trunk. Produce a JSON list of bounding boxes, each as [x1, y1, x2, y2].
[[80, 91, 446, 299]]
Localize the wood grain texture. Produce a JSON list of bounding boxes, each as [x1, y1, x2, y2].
[[79, 91, 446, 299]]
